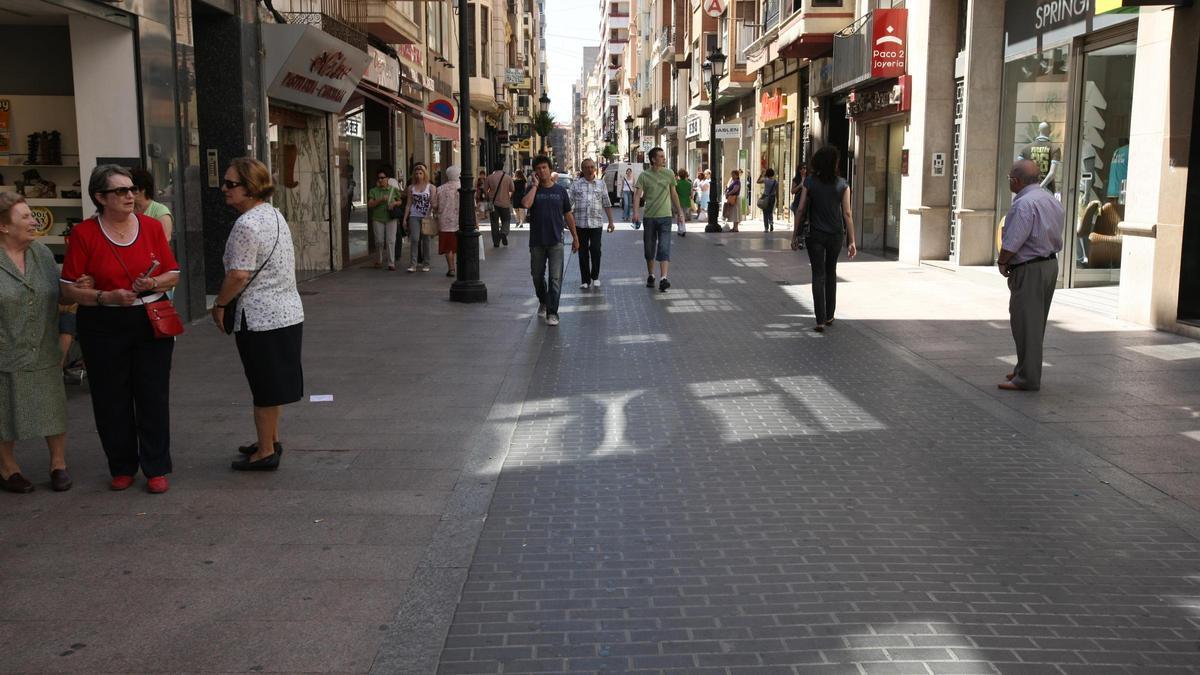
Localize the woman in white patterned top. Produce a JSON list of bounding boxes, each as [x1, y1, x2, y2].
[[403, 163, 433, 272], [212, 158, 304, 472]]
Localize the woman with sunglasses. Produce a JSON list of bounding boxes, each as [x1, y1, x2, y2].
[[211, 158, 304, 472], [59, 164, 180, 494]]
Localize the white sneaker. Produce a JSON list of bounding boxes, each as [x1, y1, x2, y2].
[[407, 266, 416, 273], [546, 315, 560, 326], [421, 264, 431, 272], [537, 304, 547, 318], [580, 282, 590, 290], [591, 279, 601, 288]]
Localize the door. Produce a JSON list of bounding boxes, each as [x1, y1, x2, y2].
[[1066, 40, 1136, 288]]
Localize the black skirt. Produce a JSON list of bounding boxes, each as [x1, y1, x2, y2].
[[235, 322, 304, 407]]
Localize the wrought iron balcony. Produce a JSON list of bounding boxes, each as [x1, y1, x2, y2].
[[657, 105, 677, 128], [279, 0, 367, 50]]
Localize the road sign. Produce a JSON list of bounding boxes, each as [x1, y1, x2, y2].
[[715, 123, 741, 139], [703, 0, 726, 18]]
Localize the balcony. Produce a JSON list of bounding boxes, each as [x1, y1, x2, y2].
[[656, 105, 677, 129], [776, 0, 849, 59], [279, 0, 367, 50], [360, 0, 420, 44], [470, 76, 501, 112]]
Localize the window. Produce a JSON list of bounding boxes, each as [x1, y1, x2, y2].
[[481, 6, 490, 77], [469, 4, 478, 77], [427, 1, 442, 55]]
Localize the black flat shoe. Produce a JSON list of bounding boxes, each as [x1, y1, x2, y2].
[[238, 441, 283, 456], [50, 468, 72, 492], [1, 472, 34, 493], [231, 452, 280, 471]]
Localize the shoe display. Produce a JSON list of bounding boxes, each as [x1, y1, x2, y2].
[[147, 476, 169, 493], [1, 472, 34, 493], [659, 277, 671, 292], [50, 468, 72, 492], [646, 275, 655, 288], [546, 315, 560, 326], [231, 452, 280, 471], [110, 475, 135, 491]]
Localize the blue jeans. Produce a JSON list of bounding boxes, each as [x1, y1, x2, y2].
[[530, 243, 564, 316], [622, 190, 634, 221], [642, 217, 673, 262]]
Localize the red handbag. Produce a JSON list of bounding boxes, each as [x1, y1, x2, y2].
[[102, 224, 184, 339]]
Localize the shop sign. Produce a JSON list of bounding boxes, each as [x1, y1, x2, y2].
[[365, 46, 399, 92], [847, 76, 911, 118], [341, 111, 364, 138], [428, 98, 457, 123], [505, 68, 525, 86], [396, 43, 424, 67], [715, 123, 741, 139], [262, 24, 369, 113], [759, 90, 788, 124], [870, 9, 908, 79], [685, 113, 709, 141], [497, 130, 510, 145], [703, 0, 726, 18], [640, 137, 654, 151]]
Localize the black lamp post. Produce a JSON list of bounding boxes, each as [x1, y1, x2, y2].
[[703, 48, 726, 234], [624, 114, 634, 164], [539, 92, 551, 154], [451, 0, 486, 303]]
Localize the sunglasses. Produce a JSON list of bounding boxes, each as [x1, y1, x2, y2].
[[100, 186, 135, 197], [222, 179, 243, 190]]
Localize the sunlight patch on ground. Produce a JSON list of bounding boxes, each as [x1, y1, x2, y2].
[[774, 375, 887, 432], [1183, 431, 1200, 443], [709, 276, 748, 284], [608, 333, 672, 345], [688, 376, 887, 438], [698, 394, 814, 443], [1127, 342, 1200, 361], [665, 299, 739, 313], [728, 257, 769, 267], [585, 390, 644, 456]]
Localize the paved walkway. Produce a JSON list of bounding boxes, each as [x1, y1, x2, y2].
[[4, 223, 1200, 674]]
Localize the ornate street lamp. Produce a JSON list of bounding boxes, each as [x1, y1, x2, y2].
[[451, 0, 486, 303], [703, 48, 726, 234], [624, 114, 634, 164]]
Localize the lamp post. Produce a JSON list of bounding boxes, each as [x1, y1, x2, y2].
[[703, 48, 726, 233], [624, 114, 634, 164], [539, 92, 550, 154], [451, 0, 486, 303]]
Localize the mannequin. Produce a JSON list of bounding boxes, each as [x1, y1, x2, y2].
[[1018, 122, 1061, 192]]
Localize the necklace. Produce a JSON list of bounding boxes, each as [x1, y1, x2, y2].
[[99, 213, 137, 242]]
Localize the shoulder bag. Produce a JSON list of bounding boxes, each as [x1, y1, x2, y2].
[[386, 186, 404, 220], [101, 215, 184, 339], [222, 209, 282, 335]]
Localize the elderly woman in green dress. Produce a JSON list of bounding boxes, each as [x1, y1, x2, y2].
[[0, 192, 84, 493]]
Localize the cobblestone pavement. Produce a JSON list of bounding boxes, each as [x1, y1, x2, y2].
[[437, 229, 1200, 674]]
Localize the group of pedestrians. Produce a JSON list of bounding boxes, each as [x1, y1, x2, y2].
[[1, 158, 304, 494]]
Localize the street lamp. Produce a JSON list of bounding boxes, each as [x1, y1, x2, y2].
[[539, 92, 551, 154], [703, 48, 726, 234], [451, 0, 486, 303], [624, 114, 634, 164]]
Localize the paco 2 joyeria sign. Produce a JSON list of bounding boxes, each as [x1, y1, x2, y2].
[[870, 8, 908, 79]]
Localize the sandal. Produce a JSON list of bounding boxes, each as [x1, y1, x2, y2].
[[446, 269, 456, 277]]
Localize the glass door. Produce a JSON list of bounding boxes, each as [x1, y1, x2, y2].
[[1067, 41, 1136, 287]]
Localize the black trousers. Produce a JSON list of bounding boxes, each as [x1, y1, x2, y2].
[[806, 230, 843, 325], [577, 228, 603, 283], [77, 306, 174, 478]]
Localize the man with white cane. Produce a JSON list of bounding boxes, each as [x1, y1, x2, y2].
[[521, 155, 580, 327]]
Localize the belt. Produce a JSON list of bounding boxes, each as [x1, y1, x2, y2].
[[1009, 253, 1056, 269]]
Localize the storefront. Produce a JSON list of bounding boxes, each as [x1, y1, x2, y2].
[[262, 22, 369, 277], [756, 60, 804, 226], [685, 111, 709, 179], [997, 1, 1138, 288]]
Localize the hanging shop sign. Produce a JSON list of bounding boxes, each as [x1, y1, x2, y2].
[[685, 112, 709, 141], [497, 130, 510, 145], [365, 46, 400, 92], [759, 90, 788, 124], [870, 9, 908, 79], [640, 137, 655, 152], [715, 123, 741, 139], [340, 111, 364, 138], [396, 43, 423, 67], [505, 68, 525, 86], [847, 76, 911, 118], [428, 98, 457, 123], [262, 24, 369, 113]]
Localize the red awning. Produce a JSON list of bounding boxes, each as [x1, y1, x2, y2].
[[422, 113, 460, 140]]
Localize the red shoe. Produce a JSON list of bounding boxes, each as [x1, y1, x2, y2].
[[147, 476, 169, 494], [110, 475, 135, 491]]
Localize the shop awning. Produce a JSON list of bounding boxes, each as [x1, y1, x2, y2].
[[422, 113, 460, 140], [348, 79, 426, 116]]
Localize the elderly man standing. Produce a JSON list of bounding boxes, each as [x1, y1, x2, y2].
[[568, 158, 615, 290], [997, 159, 1064, 391]]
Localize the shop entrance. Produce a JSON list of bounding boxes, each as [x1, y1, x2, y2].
[[1179, 57, 1200, 325], [1066, 40, 1136, 288], [859, 120, 904, 254], [759, 123, 793, 225]]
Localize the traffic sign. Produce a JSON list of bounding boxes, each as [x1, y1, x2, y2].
[[703, 0, 726, 18]]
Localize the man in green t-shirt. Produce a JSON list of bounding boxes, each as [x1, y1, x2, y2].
[[633, 147, 686, 292], [366, 169, 402, 269]]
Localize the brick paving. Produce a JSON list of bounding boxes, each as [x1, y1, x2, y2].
[[437, 229, 1200, 674]]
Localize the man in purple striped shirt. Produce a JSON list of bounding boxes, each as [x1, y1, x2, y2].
[[997, 159, 1065, 391]]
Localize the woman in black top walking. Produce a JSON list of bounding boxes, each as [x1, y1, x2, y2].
[[792, 146, 857, 332], [756, 168, 778, 232]]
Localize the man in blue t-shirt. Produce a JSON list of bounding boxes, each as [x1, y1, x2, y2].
[[520, 155, 580, 326]]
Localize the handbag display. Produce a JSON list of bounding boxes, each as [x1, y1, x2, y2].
[[101, 216, 183, 339], [420, 215, 439, 237], [222, 210, 282, 335]]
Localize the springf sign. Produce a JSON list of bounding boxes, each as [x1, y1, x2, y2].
[[871, 9, 907, 79]]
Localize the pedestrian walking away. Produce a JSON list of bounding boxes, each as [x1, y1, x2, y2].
[[793, 146, 856, 332], [675, 169, 692, 236], [621, 167, 637, 227], [633, 147, 687, 293], [366, 166, 402, 270], [404, 164, 434, 272], [435, 166, 463, 277], [521, 155, 580, 327], [512, 169, 528, 228], [59, 164, 181, 494], [211, 158, 305, 471], [790, 163, 808, 248], [723, 169, 743, 232], [568, 157, 615, 290], [695, 170, 711, 221], [757, 168, 779, 232], [484, 162, 515, 247], [997, 159, 1065, 391], [0, 193, 78, 493]]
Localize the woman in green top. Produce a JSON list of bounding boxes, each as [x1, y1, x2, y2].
[[0, 193, 81, 493], [675, 169, 693, 236], [131, 167, 174, 241], [366, 167, 402, 270]]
